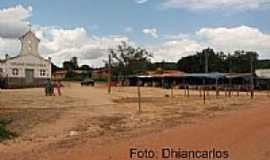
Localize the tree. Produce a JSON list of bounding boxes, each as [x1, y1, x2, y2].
[[71, 57, 79, 69], [63, 57, 79, 71], [227, 50, 258, 73], [257, 60, 270, 69], [51, 63, 61, 73], [177, 48, 258, 73], [79, 64, 92, 71], [147, 61, 178, 71], [177, 48, 226, 73], [109, 41, 152, 81]]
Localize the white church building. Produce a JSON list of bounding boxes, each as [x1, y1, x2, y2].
[[0, 30, 51, 89]]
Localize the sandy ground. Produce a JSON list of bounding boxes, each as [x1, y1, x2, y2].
[[0, 82, 270, 160]]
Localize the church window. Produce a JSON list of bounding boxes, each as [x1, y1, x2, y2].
[[40, 69, 46, 76], [12, 68, 19, 76]]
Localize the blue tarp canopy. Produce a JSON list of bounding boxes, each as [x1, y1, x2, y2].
[[130, 72, 255, 80], [182, 72, 225, 79], [225, 73, 252, 79]]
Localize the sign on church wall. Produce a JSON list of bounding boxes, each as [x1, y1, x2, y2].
[[9, 62, 48, 68]]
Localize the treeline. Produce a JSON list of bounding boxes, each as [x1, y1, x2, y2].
[[109, 42, 270, 79], [52, 57, 93, 81], [52, 42, 270, 80], [177, 48, 270, 73], [177, 48, 258, 73]]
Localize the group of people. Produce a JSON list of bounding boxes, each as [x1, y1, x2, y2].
[[45, 79, 62, 96]]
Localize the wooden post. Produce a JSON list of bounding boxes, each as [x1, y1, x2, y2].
[[250, 77, 254, 99], [171, 83, 174, 98], [203, 78, 206, 104], [204, 50, 208, 104], [229, 78, 232, 97], [137, 80, 142, 113], [187, 85, 190, 97], [268, 80, 270, 97], [207, 85, 210, 96], [225, 85, 227, 96], [108, 54, 112, 94], [250, 54, 255, 99], [241, 79, 244, 97], [237, 85, 240, 96], [184, 79, 187, 96], [228, 53, 232, 98], [246, 84, 249, 96], [232, 85, 234, 96], [250, 80, 254, 99], [199, 85, 202, 97], [223, 81, 226, 97], [216, 78, 219, 97]]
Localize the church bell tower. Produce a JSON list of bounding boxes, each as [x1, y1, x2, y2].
[[19, 24, 40, 56]]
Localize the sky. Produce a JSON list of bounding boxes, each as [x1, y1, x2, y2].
[[0, 0, 270, 67]]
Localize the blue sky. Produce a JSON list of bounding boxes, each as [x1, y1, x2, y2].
[[0, 0, 270, 66], [1, 0, 270, 38]]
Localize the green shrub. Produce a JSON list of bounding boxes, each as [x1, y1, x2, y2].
[[0, 120, 16, 141]]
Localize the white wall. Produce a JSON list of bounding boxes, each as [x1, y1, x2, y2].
[[5, 55, 51, 78], [256, 69, 270, 78], [0, 62, 5, 77], [1, 31, 51, 79]]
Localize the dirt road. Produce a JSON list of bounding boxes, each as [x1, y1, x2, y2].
[[45, 99, 270, 160], [1, 83, 270, 160]]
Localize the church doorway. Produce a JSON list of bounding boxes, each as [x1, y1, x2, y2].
[[25, 69, 34, 84]]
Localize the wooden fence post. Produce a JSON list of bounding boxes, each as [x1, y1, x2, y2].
[[137, 81, 142, 113]]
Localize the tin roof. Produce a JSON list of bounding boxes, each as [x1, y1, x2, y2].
[[182, 72, 225, 79], [131, 72, 254, 80]]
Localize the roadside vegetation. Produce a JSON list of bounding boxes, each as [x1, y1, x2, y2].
[[0, 118, 16, 141]]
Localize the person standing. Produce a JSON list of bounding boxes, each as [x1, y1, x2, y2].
[[45, 79, 52, 96], [55, 81, 62, 96]]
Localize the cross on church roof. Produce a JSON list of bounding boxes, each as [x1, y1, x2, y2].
[[28, 23, 32, 31]]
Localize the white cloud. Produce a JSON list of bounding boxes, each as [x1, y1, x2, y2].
[[161, 0, 270, 11], [1, 5, 270, 67], [162, 33, 190, 40], [148, 25, 270, 62], [2, 24, 270, 66], [196, 26, 270, 58], [35, 27, 130, 66], [149, 39, 204, 62], [143, 28, 159, 38], [134, 0, 149, 4], [0, 5, 131, 67], [0, 38, 20, 56], [1, 26, 130, 67], [0, 5, 32, 38]]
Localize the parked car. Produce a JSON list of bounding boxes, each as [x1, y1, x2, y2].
[[81, 79, 95, 86]]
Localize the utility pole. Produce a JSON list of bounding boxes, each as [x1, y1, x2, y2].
[[267, 80, 270, 97], [137, 79, 142, 113], [250, 54, 254, 99], [228, 53, 232, 97], [171, 81, 174, 98], [205, 49, 209, 73], [203, 49, 208, 104], [108, 53, 112, 94], [215, 77, 219, 97]]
